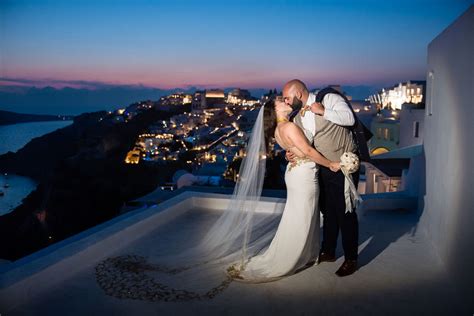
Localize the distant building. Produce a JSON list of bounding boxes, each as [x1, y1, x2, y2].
[[368, 81, 426, 110], [123, 100, 155, 118], [205, 89, 226, 108], [159, 93, 192, 107], [226, 88, 258, 106], [124, 149, 141, 164], [192, 89, 227, 109], [369, 117, 400, 154], [369, 101, 425, 155], [205, 89, 225, 99], [192, 90, 206, 111], [398, 103, 425, 148], [228, 88, 250, 100]]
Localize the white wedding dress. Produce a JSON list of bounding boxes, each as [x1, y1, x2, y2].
[[237, 146, 321, 282], [94, 106, 323, 301]]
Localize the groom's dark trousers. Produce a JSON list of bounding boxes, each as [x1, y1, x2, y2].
[[319, 166, 360, 261]]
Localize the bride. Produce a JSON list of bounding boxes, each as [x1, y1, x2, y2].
[[229, 98, 340, 282], [95, 98, 342, 301]]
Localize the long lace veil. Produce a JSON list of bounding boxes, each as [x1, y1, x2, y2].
[[96, 105, 281, 300], [167, 104, 273, 267], [200, 104, 266, 257]]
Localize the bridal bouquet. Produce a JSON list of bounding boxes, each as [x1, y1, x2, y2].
[[340, 152, 360, 174], [340, 152, 362, 213]]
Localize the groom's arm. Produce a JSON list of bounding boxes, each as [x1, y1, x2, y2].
[[310, 93, 355, 126]]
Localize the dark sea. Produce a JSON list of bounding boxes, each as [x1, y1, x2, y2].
[[0, 120, 72, 215]]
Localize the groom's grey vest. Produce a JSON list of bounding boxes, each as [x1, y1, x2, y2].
[[293, 97, 356, 162]]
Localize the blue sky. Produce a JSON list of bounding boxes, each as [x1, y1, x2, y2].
[[0, 0, 472, 90]]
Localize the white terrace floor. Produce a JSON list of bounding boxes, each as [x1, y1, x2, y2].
[[0, 191, 467, 315]]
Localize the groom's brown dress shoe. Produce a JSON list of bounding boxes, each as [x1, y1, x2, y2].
[[317, 252, 336, 264], [335, 260, 358, 277]]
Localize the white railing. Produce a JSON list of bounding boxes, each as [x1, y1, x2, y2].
[[360, 162, 401, 194]]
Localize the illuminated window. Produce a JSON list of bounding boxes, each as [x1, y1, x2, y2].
[[383, 128, 389, 140], [372, 147, 389, 155]]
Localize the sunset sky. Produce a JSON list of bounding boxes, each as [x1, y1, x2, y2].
[[1, 0, 472, 90]]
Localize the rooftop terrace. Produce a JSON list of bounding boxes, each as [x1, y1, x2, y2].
[[0, 191, 467, 315]]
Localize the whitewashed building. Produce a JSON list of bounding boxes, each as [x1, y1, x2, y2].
[[420, 5, 474, 308], [398, 103, 425, 148]]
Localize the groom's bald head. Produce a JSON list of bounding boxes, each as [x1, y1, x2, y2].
[[282, 79, 309, 107], [283, 79, 308, 95]]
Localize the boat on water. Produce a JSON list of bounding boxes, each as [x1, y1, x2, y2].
[[2, 173, 9, 188]]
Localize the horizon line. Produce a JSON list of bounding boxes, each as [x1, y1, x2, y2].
[[0, 77, 420, 91]]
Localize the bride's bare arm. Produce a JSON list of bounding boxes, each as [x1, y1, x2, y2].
[[284, 123, 340, 171]]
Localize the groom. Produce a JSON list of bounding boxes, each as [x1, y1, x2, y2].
[[283, 79, 361, 277]]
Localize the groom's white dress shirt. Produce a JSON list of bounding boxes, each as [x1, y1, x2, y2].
[[301, 91, 358, 213], [301, 92, 355, 138]]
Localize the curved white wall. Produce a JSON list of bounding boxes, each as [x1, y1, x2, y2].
[[421, 5, 474, 306]]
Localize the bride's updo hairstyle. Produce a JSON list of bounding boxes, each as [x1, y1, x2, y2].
[[263, 99, 277, 151]]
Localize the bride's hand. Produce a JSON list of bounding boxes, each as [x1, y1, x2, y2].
[[329, 161, 341, 172], [286, 150, 297, 164]]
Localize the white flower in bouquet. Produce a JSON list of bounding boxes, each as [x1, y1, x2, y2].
[[339, 152, 362, 213], [340, 152, 360, 174]]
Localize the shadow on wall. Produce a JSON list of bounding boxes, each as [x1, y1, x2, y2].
[[430, 32, 474, 309]]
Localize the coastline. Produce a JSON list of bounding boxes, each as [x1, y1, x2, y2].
[[0, 120, 72, 216], [0, 110, 73, 126], [0, 108, 186, 261], [0, 174, 38, 216], [0, 120, 73, 156]]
